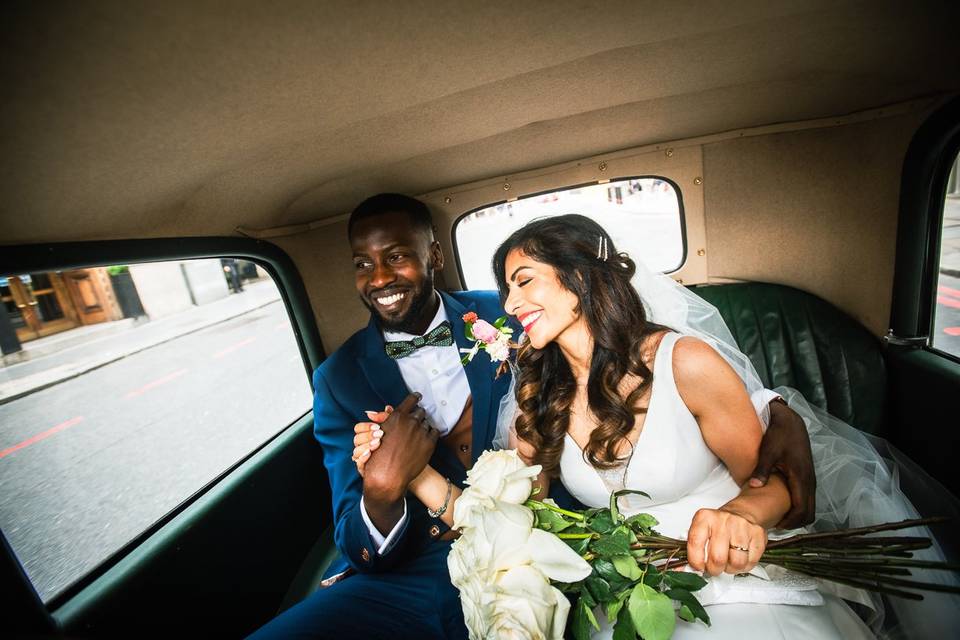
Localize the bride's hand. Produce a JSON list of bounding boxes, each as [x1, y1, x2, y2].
[[351, 405, 392, 476], [686, 507, 766, 576]]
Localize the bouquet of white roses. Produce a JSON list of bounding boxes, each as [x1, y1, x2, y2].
[[450, 450, 960, 640]]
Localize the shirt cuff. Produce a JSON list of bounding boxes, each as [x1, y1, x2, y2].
[[360, 496, 408, 555], [751, 388, 783, 432], [755, 388, 782, 407]]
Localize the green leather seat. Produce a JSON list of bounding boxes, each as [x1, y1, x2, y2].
[[689, 282, 887, 435]]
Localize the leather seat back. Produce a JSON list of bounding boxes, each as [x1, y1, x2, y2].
[[689, 282, 887, 435]]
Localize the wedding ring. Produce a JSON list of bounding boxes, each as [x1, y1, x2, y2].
[[729, 543, 749, 552]]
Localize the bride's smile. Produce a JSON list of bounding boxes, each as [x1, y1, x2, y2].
[[503, 248, 588, 351]]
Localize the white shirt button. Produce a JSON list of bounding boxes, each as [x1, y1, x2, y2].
[[440, 400, 447, 406]]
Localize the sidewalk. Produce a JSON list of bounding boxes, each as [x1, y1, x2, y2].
[[0, 280, 282, 405]]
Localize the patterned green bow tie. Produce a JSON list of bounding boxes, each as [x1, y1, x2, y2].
[[384, 321, 454, 359]]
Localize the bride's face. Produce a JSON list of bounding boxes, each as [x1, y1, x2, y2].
[[503, 248, 583, 349]]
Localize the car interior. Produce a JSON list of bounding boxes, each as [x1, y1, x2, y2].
[[2, 1, 959, 636]]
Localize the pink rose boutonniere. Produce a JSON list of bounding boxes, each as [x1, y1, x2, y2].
[[461, 312, 520, 377]]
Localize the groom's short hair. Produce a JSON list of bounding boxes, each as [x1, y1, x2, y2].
[[348, 193, 434, 240]]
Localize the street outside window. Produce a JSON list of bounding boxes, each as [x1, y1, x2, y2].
[[0, 258, 312, 602], [454, 177, 684, 291], [933, 154, 960, 359]]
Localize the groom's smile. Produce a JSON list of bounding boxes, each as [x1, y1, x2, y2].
[[350, 209, 444, 335]]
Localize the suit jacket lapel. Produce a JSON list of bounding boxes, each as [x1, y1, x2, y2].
[[441, 292, 496, 462], [357, 316, 410, 408]]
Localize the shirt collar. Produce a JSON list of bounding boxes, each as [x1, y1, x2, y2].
[[382, 297, 449, 341]]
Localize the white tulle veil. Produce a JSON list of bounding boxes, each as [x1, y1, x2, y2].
[[492, 253, 960, 639]]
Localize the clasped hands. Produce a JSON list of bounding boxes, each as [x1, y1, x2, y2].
[[353, 392, 437, 501]]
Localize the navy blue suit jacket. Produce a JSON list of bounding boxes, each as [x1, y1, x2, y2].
[[312, 290, 515, 576]]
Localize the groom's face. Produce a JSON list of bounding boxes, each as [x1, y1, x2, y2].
[[350, 210, 443, 334]]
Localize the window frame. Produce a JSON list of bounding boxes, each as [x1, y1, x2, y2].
[[450, 175, 688, 291], [0, 236, 326, 610], [890, 96, 960, 365]]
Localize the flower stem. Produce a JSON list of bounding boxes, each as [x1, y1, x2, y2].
[[525, 499, 585, 520], [558, 532, 594, 539], [766, 517, 948, 549]]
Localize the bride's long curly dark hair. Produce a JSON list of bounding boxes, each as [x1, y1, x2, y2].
[[492, 214, 670, 477]]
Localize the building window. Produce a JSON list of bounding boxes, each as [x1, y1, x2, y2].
[[933, 154, 960, 358], [454, 177, 685, 290], [0, 258, 311, 602]]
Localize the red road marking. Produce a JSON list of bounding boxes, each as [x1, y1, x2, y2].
[[0, 416, 84, 460], [945, 327, 960, 336], [937, 295, 960, 310], [125, 368, 189, 398], [213, 337, 256, 359], [939, 284, 960, 299]]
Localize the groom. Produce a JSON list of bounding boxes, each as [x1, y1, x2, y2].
[[249, 193, 816, 639]]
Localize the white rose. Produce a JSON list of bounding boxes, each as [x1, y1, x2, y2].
[[474, 502, 537, 573], [465, 449, 542, 505], [527, 528, 592, 583], [486, 565, 569, 640]]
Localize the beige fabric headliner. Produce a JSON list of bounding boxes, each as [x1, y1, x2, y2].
[[2, 0, 958, 244]]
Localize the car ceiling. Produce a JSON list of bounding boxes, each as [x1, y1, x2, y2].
[[1, 0, 959, 245]]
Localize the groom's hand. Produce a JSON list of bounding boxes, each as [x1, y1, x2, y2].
[[749, 400, 816, 529], [362, 392, 439, 534]]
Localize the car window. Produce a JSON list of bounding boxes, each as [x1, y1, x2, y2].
[[0, 258, 312, 602], [933, 153, 960, 359], [454, 177, 684, 290]]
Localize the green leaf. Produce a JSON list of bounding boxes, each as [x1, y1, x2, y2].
[[605, 594, 625, 624], [535, 508, 574, 533], [678, 605, 695, 623], [611, 554, 644, 581], [590, 529, 631, 557], [464, 324, 475, 341], [642, 565, 663, 589], [587, 510, 615, 535], [594, 559, 623, 584], [664, 571, 708, 592], [493, 315, 508, 329], [564, 536, 592, 555], [665, 588, 711, 626], [579, 585, 598, 609], [571, 599, 593, 640], [612, 605, 637, 640], [614, 488, 652, 500], [584, 601, 600, 631], [586, 576, 613, 604], [627, 583, 676, 640], [624, 512, 659, 533]]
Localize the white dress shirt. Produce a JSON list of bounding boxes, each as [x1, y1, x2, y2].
[[361, 302, 471, 553]]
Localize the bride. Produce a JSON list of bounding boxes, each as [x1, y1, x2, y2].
[[354, 214, 960, 638]]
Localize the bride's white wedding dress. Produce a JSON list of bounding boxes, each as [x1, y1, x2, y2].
[[559, 332, 875, 639], [493, 255, 960, 638]]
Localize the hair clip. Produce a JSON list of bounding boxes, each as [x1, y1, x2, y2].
[[596, 235, 609, 261]]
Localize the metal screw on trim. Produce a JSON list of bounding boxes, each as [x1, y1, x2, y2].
[[697, 249, 705, 256], [665, 148, 674, 157], [694, 177, 703, 185], [598, 161, 607, 172], [444, 197, 452, 204], [503, 183, 510, 191]]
